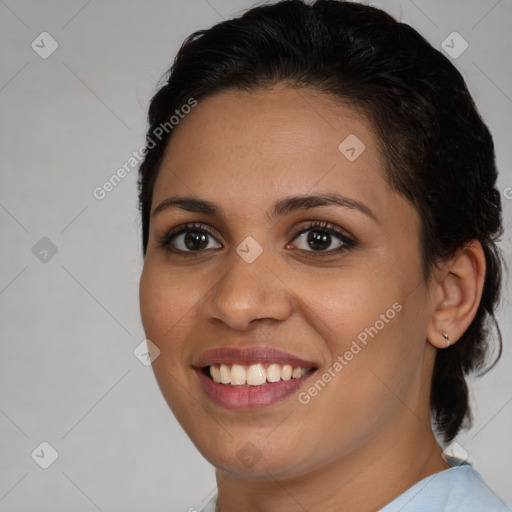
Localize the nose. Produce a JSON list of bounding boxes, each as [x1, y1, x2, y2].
[[200, 248, 294, 332]]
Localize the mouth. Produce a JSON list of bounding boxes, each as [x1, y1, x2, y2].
[[193, 346, 318, 409], [201, 362, 315, 386]]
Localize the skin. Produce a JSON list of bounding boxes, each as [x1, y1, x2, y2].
[[139, 85, 486, 512]]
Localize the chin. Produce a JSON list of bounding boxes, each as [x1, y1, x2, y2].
[[191, 431, 314, 480]]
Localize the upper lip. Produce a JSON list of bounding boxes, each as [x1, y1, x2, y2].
[[193, 346, 319, 369]]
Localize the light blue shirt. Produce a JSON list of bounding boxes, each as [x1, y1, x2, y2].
[[199, 463, 510, 511]]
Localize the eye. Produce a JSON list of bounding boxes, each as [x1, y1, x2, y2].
[[288, 221, 357, 256], [158, 220, 357, 257], [158, 223, 222, 254]]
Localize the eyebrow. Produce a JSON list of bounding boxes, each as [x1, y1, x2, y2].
[[151, 193, 378, 224]]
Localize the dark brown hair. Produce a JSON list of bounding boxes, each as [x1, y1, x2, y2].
[[137, 0, 505, 444]]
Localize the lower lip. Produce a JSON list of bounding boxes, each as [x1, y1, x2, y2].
[[196, 369, 315, 410]]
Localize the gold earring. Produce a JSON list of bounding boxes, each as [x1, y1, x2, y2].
[[442, 330, 450, 348]]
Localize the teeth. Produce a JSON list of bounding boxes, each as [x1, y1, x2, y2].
[[247, 363, 266, 385], [219, 364, 230, 384], [230, 364, 246, 385], [210, 364, 221, 382], [281, 364, 292, 380], [207, 363, 311, 386], [266, 363, 281, 382]]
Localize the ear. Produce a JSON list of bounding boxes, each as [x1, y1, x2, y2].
[[426, 240, 486, 349]]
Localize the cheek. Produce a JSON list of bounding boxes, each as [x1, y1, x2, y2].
[[290, 264, 425, 418], [139, 261, 201, 357], [139, 261, 205, 423], [292, 264, 401, 355]]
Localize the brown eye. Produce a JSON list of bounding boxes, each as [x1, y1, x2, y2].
[[181, 230, 210, 251], [290, 221, 357, 255], [159, 223, 222, 253]]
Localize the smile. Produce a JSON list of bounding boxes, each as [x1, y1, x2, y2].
[[193, 346, 318, 409], [207, 362, 312, 386]]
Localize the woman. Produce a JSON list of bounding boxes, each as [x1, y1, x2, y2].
[[137, 0, 509, 510]]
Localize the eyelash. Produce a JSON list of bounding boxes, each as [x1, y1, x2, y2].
[[157, 221, 357, 258]]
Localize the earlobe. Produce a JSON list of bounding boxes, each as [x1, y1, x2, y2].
[[426, 240, 486, 349]]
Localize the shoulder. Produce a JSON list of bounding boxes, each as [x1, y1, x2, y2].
[[198, 494, 217, 512], [197, 465, 510, 512], [379, 463, 511, 512]]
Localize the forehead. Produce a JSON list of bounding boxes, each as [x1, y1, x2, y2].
[[152, 86, 397, 222]]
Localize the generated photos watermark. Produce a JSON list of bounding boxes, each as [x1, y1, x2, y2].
[[92, 97, 198, 200], [298, 301, 403, 404]]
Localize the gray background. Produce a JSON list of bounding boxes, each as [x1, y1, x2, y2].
[[0, 0, 511, 510]]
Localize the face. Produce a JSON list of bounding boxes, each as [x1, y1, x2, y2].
[[139, 86, 437, 479]]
